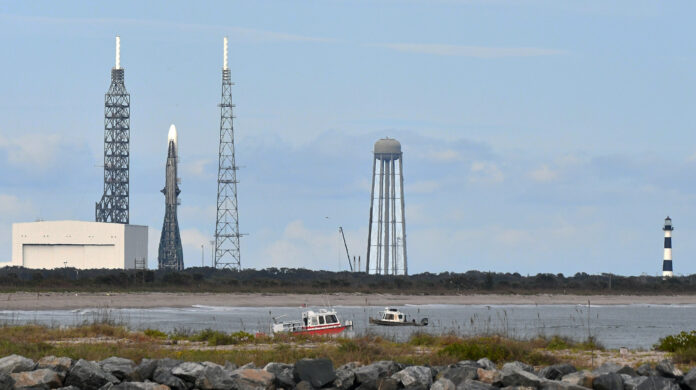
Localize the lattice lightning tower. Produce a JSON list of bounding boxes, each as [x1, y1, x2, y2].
[[214, 37, 242, 270], [96, 36, 130, 224]]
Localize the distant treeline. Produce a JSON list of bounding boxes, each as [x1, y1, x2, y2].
[[0, 266, 694, 294]]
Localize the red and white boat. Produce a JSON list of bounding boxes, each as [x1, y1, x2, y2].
[[271, 308, 353, 336]]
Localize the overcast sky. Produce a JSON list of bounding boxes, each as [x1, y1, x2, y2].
[[1, 1, 695, 275]]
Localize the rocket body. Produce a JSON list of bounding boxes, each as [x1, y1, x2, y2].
[[164, 125, 179, 207], [158, 124, 184, 270]]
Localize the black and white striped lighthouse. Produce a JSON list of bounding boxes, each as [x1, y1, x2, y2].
[[662, 216, 674, 278]]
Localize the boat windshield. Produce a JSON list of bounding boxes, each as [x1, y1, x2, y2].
[[326, 314, 338, 324], [281, 321, 303, 331]]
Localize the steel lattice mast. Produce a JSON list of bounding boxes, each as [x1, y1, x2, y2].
[[96, 36, 130, 224], [214, 37, 242, 270]]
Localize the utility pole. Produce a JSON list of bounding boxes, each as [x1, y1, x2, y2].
[[210, 240, 215, 267]]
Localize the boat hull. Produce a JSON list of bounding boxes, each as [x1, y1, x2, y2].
[[369, 318, 428, 327], [296, 325, 348, 335]]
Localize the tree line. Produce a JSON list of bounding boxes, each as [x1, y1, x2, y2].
[[0, 266, 693, 294]]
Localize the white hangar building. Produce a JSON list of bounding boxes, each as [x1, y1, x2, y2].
[[11, 220, 148, 269]]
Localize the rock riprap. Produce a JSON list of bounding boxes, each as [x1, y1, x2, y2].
[[0, 356, 691, 390]]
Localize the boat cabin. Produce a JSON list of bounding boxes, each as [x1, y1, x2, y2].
[[302, 310, 340, 327], [370, 307, 428, 327], [378, 308, 407, 323]]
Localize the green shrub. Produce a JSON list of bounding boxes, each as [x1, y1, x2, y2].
[[438, 336, 556, 365], [439, 338, 513, 362], [546, 336, 570, 350], [655, 331, 696, 352], [577, 336, 604, 351], [143, 329, 167, 339], [336, 337, 389, 360], [408, 332, 438, 346], [673, 347, 696, 364], [169, 327, 194, 341], [193, 329, 255, 346], [229, 331, 255, 344]]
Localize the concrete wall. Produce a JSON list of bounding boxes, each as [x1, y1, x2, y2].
[[124, 224, 148, 269], [11, 221, 148, 269]]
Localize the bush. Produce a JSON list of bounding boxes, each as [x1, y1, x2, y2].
[[193, 329, 254, 346], [439, 337, 514, 362], [169, 327, 197, 341], [336, 337, 389, 360], [577, 336, 604, 351], [438, 336, 556, 365], [144, 329, 167, 339], [673, 347, 696, 364], [408, 332, 438, 346], [655, 330, 696, 352], [546, 336, 571, 350]]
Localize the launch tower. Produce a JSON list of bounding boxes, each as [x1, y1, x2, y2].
[[96, 36, 131, 224], [158, 125, 184, 270], [214, 37, 242, 270], [366, 138, 408, 275]]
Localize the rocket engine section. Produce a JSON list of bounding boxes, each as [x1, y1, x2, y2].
[[158, 124, 184, 270]]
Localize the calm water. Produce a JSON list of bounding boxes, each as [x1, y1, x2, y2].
[[0, 304, 693, 350]]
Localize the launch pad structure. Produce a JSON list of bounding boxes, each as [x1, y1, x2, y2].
[[96, 36, 131, 224], [214, 37, 242, 270]]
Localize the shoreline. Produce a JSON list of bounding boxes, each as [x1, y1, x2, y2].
[[0, 292, 695, 310]]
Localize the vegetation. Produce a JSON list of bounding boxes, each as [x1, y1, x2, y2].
[[191, 330, 255, 346], [439, 336, 551, 365], [656, 330, 696, 363], [143, 328, 167, 339], [545, 336, 572, 350], [0, 267, 695, 294], [0, 322, 598, 366], [656, 330, 696, 352]]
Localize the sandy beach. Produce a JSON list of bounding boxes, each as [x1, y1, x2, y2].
[[0, 292, 694, 310]]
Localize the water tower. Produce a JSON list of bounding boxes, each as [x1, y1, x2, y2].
[[366, 138, 408, 275]]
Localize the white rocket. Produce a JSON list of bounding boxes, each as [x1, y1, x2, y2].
[[158, 124, 183, 270], [168, 123, 178, 155]]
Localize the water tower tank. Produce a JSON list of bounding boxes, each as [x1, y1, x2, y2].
[[374, 138, 402, 160]]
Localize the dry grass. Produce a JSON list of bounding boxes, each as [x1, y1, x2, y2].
[[0, 324, 609, 367]]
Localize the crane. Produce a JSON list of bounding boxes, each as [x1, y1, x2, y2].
[[338, 227, 353, 272]]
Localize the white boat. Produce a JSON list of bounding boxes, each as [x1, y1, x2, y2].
[[271, 308, 353, 335], [369, 307, 428, 326]]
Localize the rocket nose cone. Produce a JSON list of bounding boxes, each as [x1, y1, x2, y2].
[[168, 124, 178, 146]]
